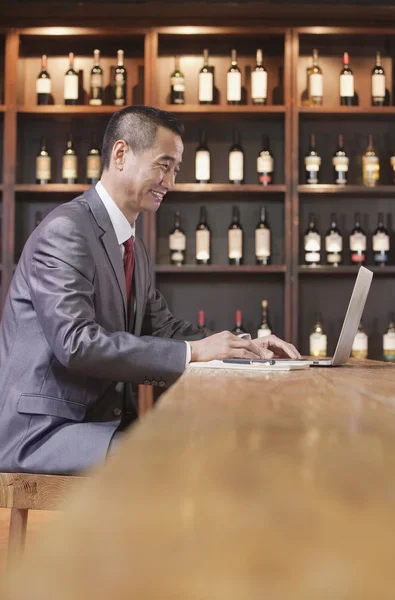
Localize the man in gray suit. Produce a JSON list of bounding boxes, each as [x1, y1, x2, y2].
[[0, 106, 300, 475]]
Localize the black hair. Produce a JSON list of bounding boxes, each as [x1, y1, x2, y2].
[[101, 105, 184, 171]]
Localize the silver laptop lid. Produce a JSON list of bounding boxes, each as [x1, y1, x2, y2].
[[332, 266, 373, 366]]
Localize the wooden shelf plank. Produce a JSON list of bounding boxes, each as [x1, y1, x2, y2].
[[172, 184, 286, 193], [299, 106, 395, 117], [299, 266, 395, 275], [155, 265, 286, 274], [0, 105, 5, 112], [17, 105, 122, 115], [15, 184, 90, 193], [158, 105, 285, 115], [298, 185, 395, 195]]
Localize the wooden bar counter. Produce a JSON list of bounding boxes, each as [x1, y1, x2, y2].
[[4, 360, 395, 599]]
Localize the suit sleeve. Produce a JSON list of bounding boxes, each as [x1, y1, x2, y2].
[[140, 242, 212, 341], [29, 214, 187, 385]]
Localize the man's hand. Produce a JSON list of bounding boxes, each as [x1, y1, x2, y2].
[[189, 331, 270, 362], [252, 334, 302, 359]]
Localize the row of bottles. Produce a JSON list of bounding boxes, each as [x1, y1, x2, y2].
[[36, 135, 101, 184], [306, 49, 387, 107], [195, 131, 274, 185], [36, 50, 127, 106], [169, 206, 271, 266], [304, 134, 393, 187], [310, 314, 395, 361], [197, 302, 272, 339], [170, 48, 269, 106], [304, 212, 390, 267]]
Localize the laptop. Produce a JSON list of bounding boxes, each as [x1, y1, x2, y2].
[[279, 266, 373, 367]]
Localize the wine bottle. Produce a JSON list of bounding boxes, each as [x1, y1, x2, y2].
[[36, 54, 51, 105], [62, 133, 78, 184], [349, 212, 366, 266], [169, 210, 186, 266], [362, 134, 379, 187], [227, 49, 242, 105], [86, 134, 101, 185], [195, 130, 210, 184], [307, 48, 323, 106], [36, 137, 51, 184], [332, 134, 349, 185], [304, 212, 321, 266], [390, 151, 395, 184], [229, 130, 244, 184], [257, 136, 274, 185], [304, 134, 321, 185], [228, 206, 243, 266], [198, 49, 214, 105], [64, 52, 79, 106], [325, 213, 342, 267], [170, 56, 185, 105], [383, 313, 395, 362], [114, 50, 127, 106], [257, 300, 272, 338], [351, 322, 368, 359], [197, 310, 206, 331], [251, 49, 267, 105], [231, 310, 247, 335], [195, 206, 211, 265], [89, 49, 103, 106], [340, 52, 354, 106], [372, 51, 386, 106], [34, 211, 43, 229], [372, 212, 389, 266], [309, 315, 327, 358], [255, 206, 271, 265]]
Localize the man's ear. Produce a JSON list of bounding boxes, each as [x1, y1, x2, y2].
[[112, 140, 129, 171]]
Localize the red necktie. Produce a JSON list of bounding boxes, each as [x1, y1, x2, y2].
[[123, 236, 135, 316]]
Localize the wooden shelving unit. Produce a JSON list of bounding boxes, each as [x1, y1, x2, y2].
[[298, 185, 395, 195], [299, 266, 395, 275], [155, 265, 286, 274], [17, 105, 122, 114]]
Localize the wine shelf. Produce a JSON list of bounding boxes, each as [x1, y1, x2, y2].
[[299, 106, 395, 118], [157, 105, 285, 116], [17, 105, 121, 115], [14, 184, 286, 194], [155, 265, 286, 274], [298, 185, 395, 195], [299, 265, 395, 275]]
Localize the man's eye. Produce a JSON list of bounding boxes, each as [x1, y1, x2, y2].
[[160, 164, 170, 171]]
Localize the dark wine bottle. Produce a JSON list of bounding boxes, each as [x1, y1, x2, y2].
[[304, 134, 321, 185], [372, 51, 386, 107], [231, 310, 247, 335], [199, 49, 214, 105], [169, 210, 186, 266], [229, 130, 244, 184], [257, 300, 272, 338], [251, 49, 267, 105], [257, 135, 273, 185], [227, 49, 242, 105], [325, 213, 342, 267], [89, 49, 103, 106], [304, 212, 321, 266], [228, 206, 243, 265], [349, 212, 366, 266], [36, 136, 51, 184], [197, 310, 206, 331], [86, 134, 101, 185], [170, 56, 185, 105], [195, 130, 210, 184], [255, 205, 271, 265], [340, 52, 354, 106], [64, 52, 79, 106], [114, 50, 127, 106], [332, 134, 349, 185], [196, 206, 211, 265], [373, 212, 389, 266], [36, 54, 51, 105], [62, 133, 78, 184]]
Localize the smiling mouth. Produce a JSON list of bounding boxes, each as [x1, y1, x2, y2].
[[150, 190, 165, 202]]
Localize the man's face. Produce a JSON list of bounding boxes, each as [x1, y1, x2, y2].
[[121, 126, 183, 214]]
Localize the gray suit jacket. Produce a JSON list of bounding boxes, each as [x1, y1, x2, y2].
[[0, 187, 208, 475]]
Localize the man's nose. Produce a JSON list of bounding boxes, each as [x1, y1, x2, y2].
[[162, 170, 176, 191]]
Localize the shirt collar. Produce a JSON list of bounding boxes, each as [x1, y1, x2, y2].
[[95, 181, 135, 245]]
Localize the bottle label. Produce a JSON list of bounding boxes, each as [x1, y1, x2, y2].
[[257, 155, 273, 174], [332, 156, 349, 172], [325, 232, 342, 252], [171, 77, 185, 92], [255, 229, 271, 258], [196, 230, 210, 261], [257, 328, 272, 338], [195, 150, 210, 181], [327, 253, 341, 264], [350, 232, 367, 251], [114, 74, 126, 105], [251, 71, 267, 100], [62, 155, 77, 179], [227, 71, 241, 101], [199, 72, 213, 102], [363, 155, 379, 173], [305, 156, 321, 172], [305, 231, 321, 251], [36, 78, 51, 94], [64, 74, 78, 100], [229, 151, 244, 181], [340, 74, 354, 97], [391, 156, 395, 171], [372, 74, 385, 98], [373, 232, 389, 252], [87, 155, 101, 179], [310, 333, 327, 357], [384, 332, 395, 354], [169, 231, 186, 251], [352, 332, 368, 353], [309, 73, 323, 97], [91, 74, 102, 88], [36, 155, 51, 180], [228, 229, 243, 259]]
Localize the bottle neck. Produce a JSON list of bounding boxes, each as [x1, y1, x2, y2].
[[260, 207, 266, 222], [117, 51, 124, 67]]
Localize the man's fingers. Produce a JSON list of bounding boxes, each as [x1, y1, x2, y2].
[[261, 335, 301, 359], [232, 339, 262, 358], [229, 348, 262, 360]]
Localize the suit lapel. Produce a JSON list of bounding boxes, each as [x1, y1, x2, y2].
[[83, 186, 127, 328], [130, 237, 145, 335]]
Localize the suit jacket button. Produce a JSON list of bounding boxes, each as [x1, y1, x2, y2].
[[152, 380, 158, 386], [113, 408, 122, 417], [159, 381, 166, 387]]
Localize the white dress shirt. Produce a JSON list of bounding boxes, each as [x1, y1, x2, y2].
[[95, 181, 191, 366]]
